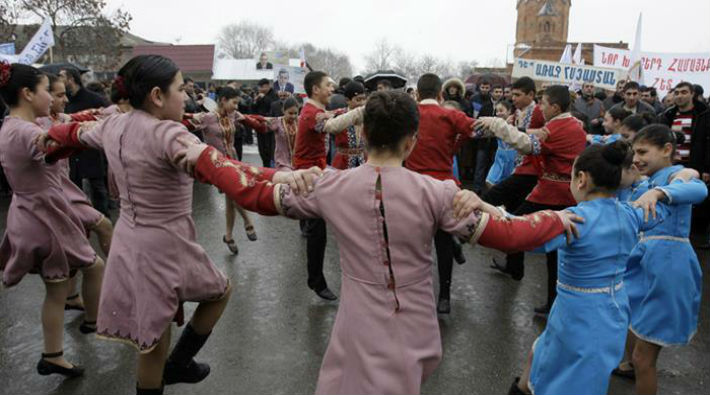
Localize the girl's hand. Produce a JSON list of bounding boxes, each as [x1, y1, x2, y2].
[[632, 189, 666, 221], [555, 210, 585, 245], [452, 189, 484, 219]]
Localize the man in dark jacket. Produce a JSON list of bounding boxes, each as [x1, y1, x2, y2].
[[660, 81, 710, 246], [603, 79, 626, 111], [60, 68, 110, 215], [253, 78, 279, 167]]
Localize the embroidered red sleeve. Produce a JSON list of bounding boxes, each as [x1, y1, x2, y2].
[[451, 110, 476, 138], [69, 111, 98, 122], [242, 114, 267, 134], [194, 147, 278, 215], [530, 106, 545, 129], [477, 210, 563, 252], [45, 122, 84, 162]]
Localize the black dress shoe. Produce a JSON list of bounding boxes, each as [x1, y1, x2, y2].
[[315, 288, 338, 301], [533, 304, 550, 316], [79, 321, 96, 334], [436, 298, 450, 314], [612, 365, 636, 379], [507, 377, 528, 395], [37, 351, 84, 378]]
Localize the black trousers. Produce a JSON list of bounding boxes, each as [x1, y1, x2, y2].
[[482, 173, 538, 211], [507, 200, 568, 308], [434, 229, 454, 299], [71, 174, 109, 216], [256, 131, 275, 167], [303, 218, 328, 292], [234, 137, 244, 161]]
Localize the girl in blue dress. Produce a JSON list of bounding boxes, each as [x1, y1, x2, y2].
[[508, 141, 672, 395], [485, 100, 518, 187], [622, 125, 706, 395]]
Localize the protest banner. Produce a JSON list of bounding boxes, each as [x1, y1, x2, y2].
[[512, 58, 621, 90], [594, 45, 710, 97]]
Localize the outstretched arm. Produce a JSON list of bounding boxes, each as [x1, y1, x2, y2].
[[36, 119, 105, 161], [318, 107, 364, 134], [474, 117, 544, 155]]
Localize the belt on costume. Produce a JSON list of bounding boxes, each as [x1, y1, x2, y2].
[[541, 172, 571, 182], [336, 148, 364, 155], [557, 280, 623, 294], [639, 232, 689, 243]]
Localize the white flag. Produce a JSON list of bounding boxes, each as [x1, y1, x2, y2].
[[559, 44, 572, 64], [573, 42, 584, 65], [17, 18, 55, 65], [628, 13, 643, 82]]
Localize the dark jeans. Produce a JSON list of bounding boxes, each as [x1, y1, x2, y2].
[[507, 200, 568, 308], [234, 137, 244, 161], [472, 141, 495, 194], [482, 173, 538, 211], [256, 131, 275, 168], [303, 218, 328, 292], [71, 176, 109, 216], [435, 229, 455, 300]]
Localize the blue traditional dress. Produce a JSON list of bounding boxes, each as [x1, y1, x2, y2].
[[626, 165, 707, 346], [528, 198, 667, 395], [485, 138, 518, 185]]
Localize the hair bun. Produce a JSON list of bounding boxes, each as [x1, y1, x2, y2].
[[601, 140, 627, 166], [0, 61, 11, 88]]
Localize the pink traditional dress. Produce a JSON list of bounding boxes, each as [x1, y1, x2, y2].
[[100, 104, 126, 200], [0, 117, 96, 286], [46, 110, 279, 352], [268, 117, 297, 170], [36, 114, 105, 233], [264, 164, 565, 394]]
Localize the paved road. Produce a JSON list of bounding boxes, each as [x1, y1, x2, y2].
[[0, 151, 707, 394]]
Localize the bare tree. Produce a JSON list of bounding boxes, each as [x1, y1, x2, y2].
[[0, 0, 21, 42], [364, 38, 399, 72], [457, 60, 480, 78], [272, 41, 354, 81], [17, 0, 131, 70], [217, 21, 275, 59]]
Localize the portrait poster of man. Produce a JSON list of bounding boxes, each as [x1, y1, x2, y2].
[[273, 66, 306, 94]]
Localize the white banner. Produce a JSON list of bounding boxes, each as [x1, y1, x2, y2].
[[593, 45, 710, 97], [17, 18, 54, 65], [512, 58, 621, 91]]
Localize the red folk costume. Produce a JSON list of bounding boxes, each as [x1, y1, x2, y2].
[[512, 102, 546, 176], [293, 99, 329, 170], [404, 99, 476, 183], [45, 112, 278, 352], [320, 107, 366, 170]]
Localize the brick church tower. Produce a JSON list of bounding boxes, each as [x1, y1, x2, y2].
[[516, 0, 571, 46]]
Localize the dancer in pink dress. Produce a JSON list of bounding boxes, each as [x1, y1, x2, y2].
[[35, 73, 114, 313], [177, 90, 582, 395], [37, 55, 321, 395], [186, 86, 267, 253], [0, 62, 105, 378], [264, 97, 299, 170]]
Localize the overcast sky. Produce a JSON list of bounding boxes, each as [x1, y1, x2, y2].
[[100, 0, 709, 73]]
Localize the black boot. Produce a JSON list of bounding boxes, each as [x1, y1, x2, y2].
[[507, 377, 528, 395], [437, 282, 451, 314], [136, 385, 164, 395], [163, 324, 211, 385], [452, 237, 466, 265]]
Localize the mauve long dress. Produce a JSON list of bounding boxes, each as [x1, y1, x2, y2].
[[36, 115, 104, 231], [277, 164, 557, 395], [54, 110, 277, 351], [0, 117, 96, 286]]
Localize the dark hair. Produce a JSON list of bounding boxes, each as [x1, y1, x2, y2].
[[118, 55, 180, 110], [511, 77, 536, 95], [640, 86, 650, 93], [304, 71, 328, 97], [184, 77, 194, 84], [621, 113, 654, 133], [607, 106, 631, 122], [62, 68, 83, 88], [417, 73, 442, 100], [86, 81, 105, 96], [282, 97, 299, 111], [46, 73, 61, 89], [406, 87, 414, 93], [216, 86, 240, 102], [574, 140, 631, 191], [377, 79, 393, 89], [673, 81, 694, 93], [571, 111, 589, 132], [693, 84, 704, 98], [492, 84, 503, 91], [257, 78, 271, 87], [478, 79, 491, 87], [594, 90, 607, 101], [496, 99, 514, 113], [338, 77, 351, 88], [363, 91, 419, 152], [344, 81, 365, 99], [0, 63, 45, 107], [544, 85, 571, 112], [624, 81, 640, 92], [633, 124, 684, 157], [649, 87, 658, 97]]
